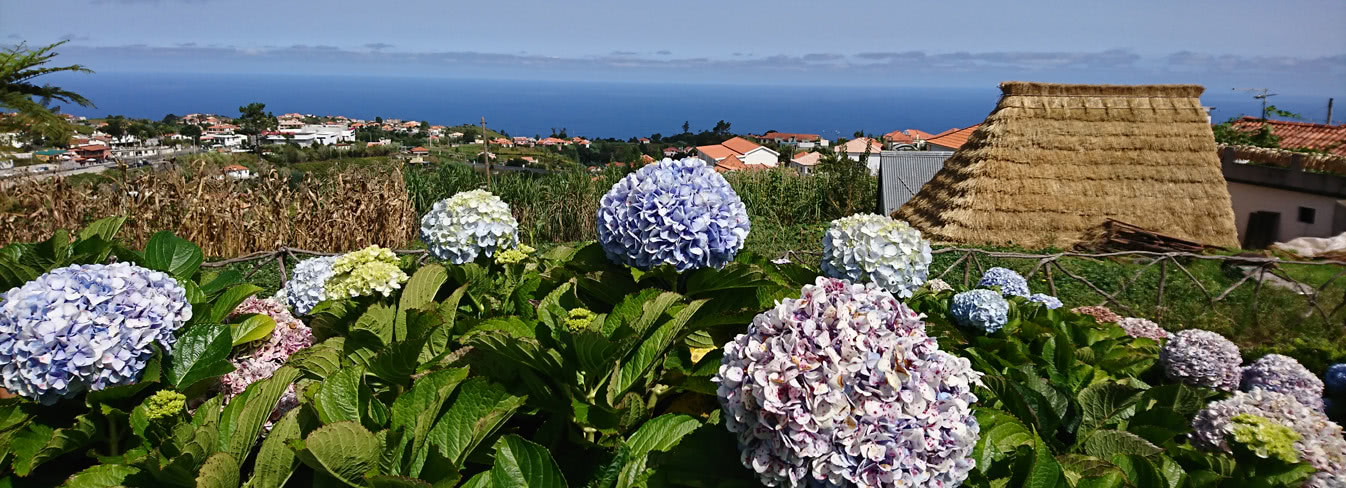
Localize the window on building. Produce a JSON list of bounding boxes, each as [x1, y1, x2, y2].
[[1298, 206, 1316, 224]]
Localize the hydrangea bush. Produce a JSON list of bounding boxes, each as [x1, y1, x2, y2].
[[715, 277, 982, 487], [0, 263, 192, 404], [1117, 317, 1172, 341], [283, 255, 336, 315], [1160, 329, 1243, 391], [1192, 389, 1346, 485], [325, 245, 409, 299], [596, 157, 750, 271], [977, 267, 1029, 297], [1072, 305, 1122, 324], [951, 289, 1011, 334], [1241, 354, 1325, 412], [219, 297, 313, 423], [820, 214, 932, 298], [1027, 293, 1063, 310], [420, 189, 520, 264]]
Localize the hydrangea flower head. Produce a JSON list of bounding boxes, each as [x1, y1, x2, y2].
[[1325, 363, 1346, 397], [1242, 354, 1325, 411], [1027, 293, 1063, 310], [325, 245, 409, 299], [820, 214, 932, 298], [924, 278, 953, 293], [494, 243, 535, 265], [951, 289, 1011, 334], [1117, 317, 1172, 341], [283, 256, 336, 315], [1230, 413, 1301, 463], [145, 390, 186, 420], [0, 263, 192, 405], [220, 296, 313, 426], [564, 308, 596, 331], [596, 157, 750, 271], [1072, 305, 1122, 324], [420, 189, 520, 264], [1160, 329, 1242, 391], [1192, 389, 1346, 483], [715, 277, 982, 487], [977, 267, 1030, 297]]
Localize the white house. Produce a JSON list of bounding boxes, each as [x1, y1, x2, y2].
[[836, 137, 885, 175], [695, 137, 780, 171], [1220, 146, 1346, 248], [789, 151, 822, 174], [222, 164, 253, 180]]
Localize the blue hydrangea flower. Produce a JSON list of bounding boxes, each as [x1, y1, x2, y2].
[[596, 157, 750, 271], [715, 277, 982, 487], [820, 214, 932, 298], [1242, 354, 1325, 411], [283, 255, 336, 315], [1161, 329, 1242, 391], [1027, 293, 1063, 309], [1325, 364, 1346, 397], [420, 189, 519, 264], [0, 263, 192, 404], [977, 267, 1030, 297], [951, 289, 1011, 334]]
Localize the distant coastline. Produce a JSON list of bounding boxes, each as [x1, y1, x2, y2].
[[46, 72, 1340, 140]]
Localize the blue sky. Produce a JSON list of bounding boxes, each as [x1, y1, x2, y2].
[[2, 0, 1344, 95]]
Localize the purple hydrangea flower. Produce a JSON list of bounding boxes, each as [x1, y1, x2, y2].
[[0, 263, 192, 404], [1027, 293, 1063, 310], [1072, 305, 1122, 324], [220, 297, 313, 427], [977, 267, 1030, 297], [597, 157, 750, 271], [715, 277, 982, 487], [1160, 329, 1242, 391], [1192, 389, 1346, 485], [1242, 354, 1325, 412], [1117, 317, 1172, 341], [951, 289, 1011, 334], [1326, 364, 1346, 397]]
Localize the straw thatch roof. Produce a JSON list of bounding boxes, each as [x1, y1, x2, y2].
[[894, 81, 1239, 249]]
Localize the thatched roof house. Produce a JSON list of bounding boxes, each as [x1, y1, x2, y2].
[[894, 81, 1239, 249]]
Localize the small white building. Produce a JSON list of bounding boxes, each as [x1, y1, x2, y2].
[[695, 137, 780, 171], [789, 151, 822, 174], [1220, 146, 1346, 248], [836, 137, 885, 175], [222, 164, 253, 180]]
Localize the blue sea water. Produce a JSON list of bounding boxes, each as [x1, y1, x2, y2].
[[47, 72, 1340, 139]]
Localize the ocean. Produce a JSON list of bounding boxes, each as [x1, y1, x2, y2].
[[46, 72, 1340, 139]]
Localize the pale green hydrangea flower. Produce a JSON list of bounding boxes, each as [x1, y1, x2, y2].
[[564, 308, 596, 330], [145, 390, 186, 420], [495, 243, 536, 265], [325, 245, 410, 299], [1230, 413, 1301, 463]]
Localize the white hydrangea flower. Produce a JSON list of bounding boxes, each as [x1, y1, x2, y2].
[[283, 256, 336, 315], [420, 189, 519, 264], [821, 214, 932, 298]]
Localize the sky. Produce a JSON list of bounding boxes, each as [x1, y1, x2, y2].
[[1, 0, 1344, 95]]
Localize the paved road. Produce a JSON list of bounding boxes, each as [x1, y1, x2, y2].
[[1, 147, 200, 188]]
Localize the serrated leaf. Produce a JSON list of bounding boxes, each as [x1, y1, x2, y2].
[[388, 367, 470, 477], [144, 231, 204, 279], [199, 270, 244, 296], [77, 215, 126, 242], [196, 452, 241, 488], [617, 415, 702, 488], [231, 313, 277, 347], [429, 378, 526, 467], [206, 284, 264, 325], [165, 322, 235, 390], [354, 303, 397, 346], [368, 338, 431, 387], [294, 422, 380, 487], [1078, 383, 1144, 434], [1026, 432, 1063, 488], [246, 409, 303, 488], [490, 435, 567, 488], [368, 475, 434, 488], [60, 463, 140, 487], [610, 299, 706, 403], [288, 337, 346, 379], [220, 367, 301, 461], [396, 264, 448, 341], [10, 415, 100, 476], [315, 366, 364, 424], [1082, 430, 1163, 460]]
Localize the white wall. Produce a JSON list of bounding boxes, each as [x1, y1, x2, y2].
[[740, 148, 778, 167], [1226, 181, 1342, 245]]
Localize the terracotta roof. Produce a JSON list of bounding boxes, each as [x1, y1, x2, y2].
[[76, 144, 107, 151], [928, 128, 959, 139], [223, 165, 249, 171], [719, 136, 763, 155], [838, 137, 885, 154], [906, 129, 937, 140], [761, 131, 821, 142], [696, 144, 737, 161], [1230, 116, 1346, 156], [925, 125, 980, 150], [410, 146, 429, 153], [882, 130, 914, 143], [714, 154, 747, 173], [791, 152, 822, 166]]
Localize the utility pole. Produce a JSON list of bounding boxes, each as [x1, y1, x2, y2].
[[481, 116, 491, 191], [1328, 98, 1335, 125], [1233, 88, 1277, 120]]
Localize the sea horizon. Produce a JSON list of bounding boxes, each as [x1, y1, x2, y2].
[[46, 71, 1343, 140]]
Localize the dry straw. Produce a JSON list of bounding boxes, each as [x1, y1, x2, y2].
[[0, 159, 417, 257], [895, 81, 1240, 249]]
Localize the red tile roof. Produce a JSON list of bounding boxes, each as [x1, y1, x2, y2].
[[223, 165, 249, 172], [906, 129, 937, 140], [928, 128, 959, 139], [714, 154, 747, 173], [925, 125, 980, 150], [882, 130, 914, 143], [696, 144, 737, 161], [719, 136, 762, 155], [1230, 117, 1346, 156], [761, 131, 821, 142]]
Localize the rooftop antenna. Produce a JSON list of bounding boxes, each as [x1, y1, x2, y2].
[[1233, 88, 1277, 120]]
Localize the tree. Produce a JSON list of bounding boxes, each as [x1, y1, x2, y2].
[[682, 121, 690, 134], [237, 102, 277, 153], [712, 120, 731, 135], [102, 116, 126, 139], [375, 116, 383, 124], [0, 41, 94, 152], [179, 124, 202, 145], [161, 113, 179, 124]]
